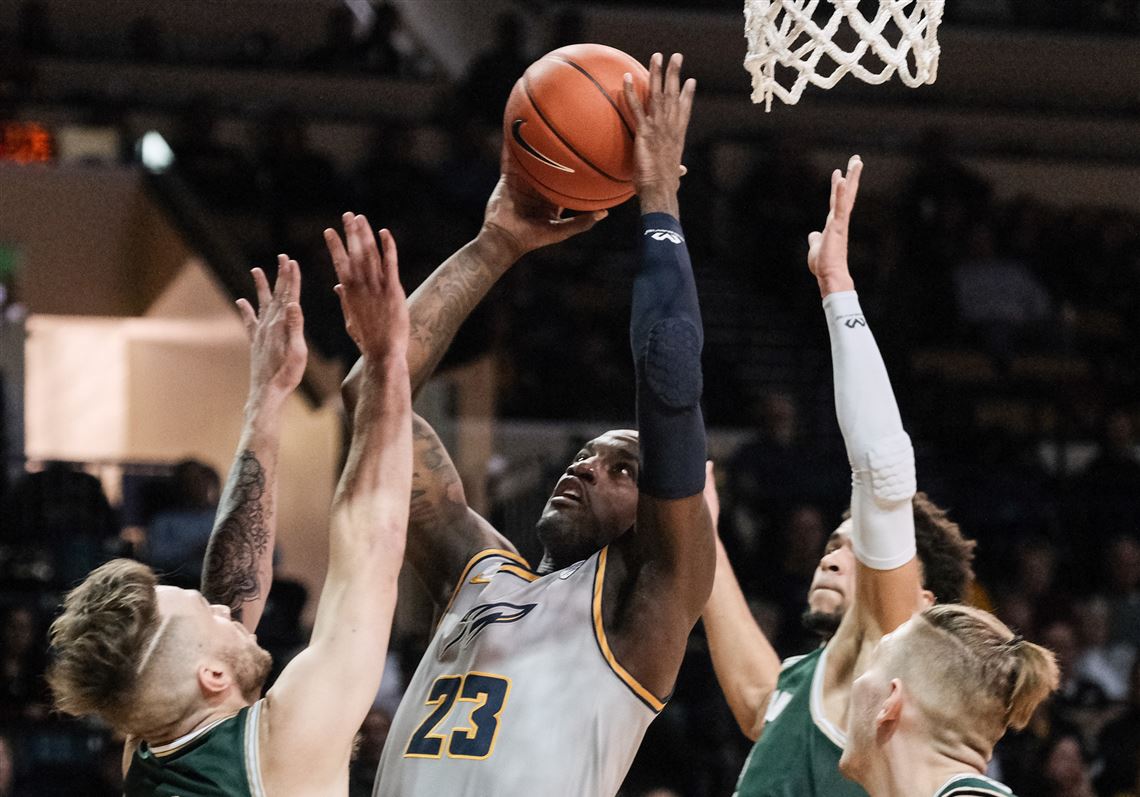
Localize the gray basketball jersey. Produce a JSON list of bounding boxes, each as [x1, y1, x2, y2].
[[375, 547, 661, 796]]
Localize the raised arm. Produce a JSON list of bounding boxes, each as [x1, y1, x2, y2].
[[341, 156, 606, 409], [810, 157, 922, 639], [701, 464, 782, 740], [262, 215, 411, 790], [201, 256, 307, 631], [605, 53, 716, 702]]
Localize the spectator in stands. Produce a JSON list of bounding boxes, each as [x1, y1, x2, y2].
[[1081, 408, 1140, 491], [144, 458, 220, 587], [0, 734, 17, 797], [1105, 534, 1140, 650], [1096, 656, 1140, 796], [349, 707, 393, 797], [0, 462, 117, 587], [1074, 596, 1136, 703], [1041, 734, 1097, 797], [723, 393, 843, 577], [0, 605, 48, 725], [952, 218, 1053, 354]]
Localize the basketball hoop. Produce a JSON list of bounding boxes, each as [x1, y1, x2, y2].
[[743, 0, 944, 110]]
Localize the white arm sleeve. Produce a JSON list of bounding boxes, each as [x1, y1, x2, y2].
[[822, 291, 916, 570]]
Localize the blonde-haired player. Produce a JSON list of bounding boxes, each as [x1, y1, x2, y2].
[[47, 214, 412, 796], [840, 603, 1059, 797]]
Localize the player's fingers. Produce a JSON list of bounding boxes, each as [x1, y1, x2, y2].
[[355, 214, 383, 294], [680, 77, 697, 122], [623, 73, 647, 128], [344, 211, 364, 284], [679, 164, 688, 178], [236, 298, 257, 339], [323, 227, 350, 284], [273, 255, 291, 304], [843, 155, 863, 213], [665, 53, 683, 97], [808, 231, 823, 248], [284, 301, 304, 338], [649, 52, 663, 97], [828, 168, 842, 213], [251, 267, 272, 313], [379, 228, 400, 291]]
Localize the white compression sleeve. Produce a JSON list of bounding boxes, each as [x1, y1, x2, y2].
[[822, 291, 916, 570]]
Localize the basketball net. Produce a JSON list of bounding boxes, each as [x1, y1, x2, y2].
[[743, 0, 944, 110]]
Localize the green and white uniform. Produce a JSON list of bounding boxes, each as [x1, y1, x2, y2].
[[934, 774, 1016, 797], [734, 646, 867, 797], [124, 700, 266, 796]]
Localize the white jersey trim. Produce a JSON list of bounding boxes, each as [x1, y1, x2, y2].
[[245, 699, 268, 797], [809, 643, 847, 749], [146, 712, 236, 757], [935, 773, 1013, 796], [591, 547, 666, 714]]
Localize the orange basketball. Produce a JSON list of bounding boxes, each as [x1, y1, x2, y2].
[[503, 43, 649, 211]]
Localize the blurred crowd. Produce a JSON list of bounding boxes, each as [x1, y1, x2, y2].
[[2, 2, 1140, 796]]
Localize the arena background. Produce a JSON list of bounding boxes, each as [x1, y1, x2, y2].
[[1, 1, 1139, 794]]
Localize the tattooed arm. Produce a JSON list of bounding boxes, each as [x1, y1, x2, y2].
[[201, 256, 308, 630], [406, 413, 513, 606], [341, 152, 606, 410]]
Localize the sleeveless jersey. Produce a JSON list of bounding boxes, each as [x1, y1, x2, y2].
[[375, 547, 660, 797], [734, 645, 867, 797], [125, 700, 266, 797], [934, 774, 1016, 797]]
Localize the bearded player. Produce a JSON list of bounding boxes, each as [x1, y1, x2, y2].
[[703, 157, 977, 797], [841, 603, 1058, 797], [48, 217, 413, 796], [334, 53, 714, 797]]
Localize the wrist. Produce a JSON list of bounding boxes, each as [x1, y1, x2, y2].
[[474, 223, 527, 267], [817, 271, 855, 298], [244, 391, 287, 427], [637, 184, 680, 219]]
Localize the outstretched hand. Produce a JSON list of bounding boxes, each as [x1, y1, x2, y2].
[[480, 148, 608, 262], [807, 155, 862, 297], [237, 254, 308, 405], [624, 52, 695, 217], [323, 213, 409, 361]]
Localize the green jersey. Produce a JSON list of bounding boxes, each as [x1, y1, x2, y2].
[[124, 699, 266, 797], [734, 645, 867, 797], [934, 774, 1016, 796]]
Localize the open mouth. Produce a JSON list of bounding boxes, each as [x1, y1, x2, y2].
[[552, 477, 585, 505]]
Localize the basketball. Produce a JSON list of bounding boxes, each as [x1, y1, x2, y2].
[[503, 43, 650, 211]]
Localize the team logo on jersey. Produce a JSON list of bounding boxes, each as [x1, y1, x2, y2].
[[440, 601, 537, 660], [763, 689, 793, 723], [511, 120, 575, 173], [644, 229, 685, 244]]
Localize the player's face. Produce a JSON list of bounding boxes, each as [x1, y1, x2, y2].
[[155, 586, 272, 700], [840, 620, 911, 781], [806, 521, 856, 618], [536, 430, 640, 567]]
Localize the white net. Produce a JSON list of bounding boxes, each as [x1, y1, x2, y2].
[[744, 0, 944, 110]]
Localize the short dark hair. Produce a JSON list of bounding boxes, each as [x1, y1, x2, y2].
[[912, 492, 975, 604], [841, 492, 976, 604]]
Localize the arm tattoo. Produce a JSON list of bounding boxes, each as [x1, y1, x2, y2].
[[201, 450, 269, 621], [409, 418, 462, 527], [408, 248, 500, 387]]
